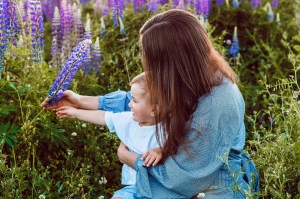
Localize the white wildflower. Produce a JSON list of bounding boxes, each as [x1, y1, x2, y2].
[[197, 193, 205, 199], [39, 194, 46, 199], [71, 132, 77, 137]]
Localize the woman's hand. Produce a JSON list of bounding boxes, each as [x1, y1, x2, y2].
[[40, 90, 81, 110], [142, 147, 162, 167], [117, 142, 138, 168]]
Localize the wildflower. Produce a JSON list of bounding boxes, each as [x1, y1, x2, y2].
[[112, 0, 125, 26], [271, 0, 278, 9], [46, 39, 91, 106], [0, 0, 9, 78], [74, 8, 84, 43], [51, 7, 62, 68], [275, 13, 280, 26], [133, 0, 143, 12], [60, 0, 73, 63], [42, 0, 54, 20], [99, 176, 107, 184], [147, 0, 158, 13], [215, 0, 224, 6], [250, 0, 260, 9], [232, 0, 239, 8], [100, 17, 106, 37], [266, 3, 274, 22], [29, 0, 44, 62], [119, 17, 126, 35], [92, 37, 101, 73], [71, 132, 77, 136], [197, 193, 205, 199], [82, 123, 87, 128], [98, 196, 105, 199], [229, 26, 239, 58], [82, 16, 92, 75], [39, 194, 46, 199]]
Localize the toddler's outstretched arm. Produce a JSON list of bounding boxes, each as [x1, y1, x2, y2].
[[56, 106, 106, 126]]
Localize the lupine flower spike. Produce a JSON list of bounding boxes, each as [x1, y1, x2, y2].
[[250, 0, 260, 9], [229, 26, 239, 58], [82, 17, 92, 75], [119, 17, 126, 35], [267, 3, 274, 21], [75, 9, 84, 43], [215, 0, 224, 6], [0, 0, 9, 78], [51, 6, 62, 68], [92, 37, 101, 73], [276, 12, 280, 26], [147, 0, 158, 13], [232, 0, 239, 8], [100, 17, 106, 37], [271, 0, 278, 9], [29, 0, 44, 62], [46, 39, 92, 106]]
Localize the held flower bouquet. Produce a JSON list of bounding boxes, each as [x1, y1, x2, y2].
[[46, 39, 92, 106]]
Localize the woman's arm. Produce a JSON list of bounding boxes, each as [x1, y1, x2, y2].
[[117, 142, 138, 168], [41, 90, 131, 112]]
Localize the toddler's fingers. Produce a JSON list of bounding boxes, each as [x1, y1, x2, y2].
[[147, 156, 156, 167], [152, 158, 160, 166], [141, 152, 149, 160], [143, 155, 152, 166]]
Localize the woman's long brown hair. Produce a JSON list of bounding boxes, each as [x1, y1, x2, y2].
[[140, 9, 236, 161]]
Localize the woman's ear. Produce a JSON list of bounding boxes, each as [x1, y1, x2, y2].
[[151, 105, 159, 117]]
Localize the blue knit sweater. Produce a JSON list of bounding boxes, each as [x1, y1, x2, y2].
[[98, 78, 259, 199]]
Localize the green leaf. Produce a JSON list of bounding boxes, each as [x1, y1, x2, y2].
[[5, 138, 13, 147], [8, 82, 16, 90]]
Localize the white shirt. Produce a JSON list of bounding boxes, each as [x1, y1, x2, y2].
[[105, 111, 160, 185]]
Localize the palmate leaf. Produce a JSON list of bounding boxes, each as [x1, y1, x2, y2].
[[0, 122, 21, 147]]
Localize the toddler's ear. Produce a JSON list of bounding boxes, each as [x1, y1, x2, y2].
[[151, 105, 159, 117]]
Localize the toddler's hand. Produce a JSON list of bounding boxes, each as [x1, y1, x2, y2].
[[142, 147, 162, 167], [56, 106, 78, 118]]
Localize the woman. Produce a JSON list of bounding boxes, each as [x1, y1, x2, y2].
[[42, 9, 259, 198]]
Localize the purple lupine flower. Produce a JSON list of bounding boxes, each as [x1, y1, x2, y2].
[[271, 0, 278, 9], [250, 0, 260, 9], [92, 37, 101, 73], [80, 0, 91, 6], [6, 0, 20, 45], [133, 0, 143, 12], [195, 0, 202, 15], [46, 39, 92, 106], [82, 17, 92, 75], [112, 0, 125, 26], [100, 17, 106, 38], [275, 12, 280, 26], [267, 3, 274, 21], [202, 0, 210, 19], [0, 0, 9, 77], [51, 6, 62, 68], [215, 0, 224, 6], [229, 26, 239, 58], [147, 0, 158, 13], [232, 0, 239, 8], [119, 16, 126, 35], [60, 0, 73, 63], [160, 0, 168, 5], [74, 8, 84, 43], [173, 0, 180, 8], [176, 0, 185, 10], [29, 0, 44, 62], [42, 0, 54, 20]]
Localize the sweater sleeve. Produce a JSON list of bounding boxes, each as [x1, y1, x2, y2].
[[98, 90, 132, 112], [134, 83, 244, 198]]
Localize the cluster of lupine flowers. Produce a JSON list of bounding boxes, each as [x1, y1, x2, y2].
[[46, 39, 92, 107], [0, 0, 281, 78]]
